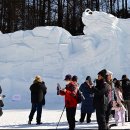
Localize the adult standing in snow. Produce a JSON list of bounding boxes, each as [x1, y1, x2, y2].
[[121, 75, 130, 122], [72, 75, 79, 123], [0, 86, 4, 116], [28, 75, 47, 125], [0, 86, 2, 94], [113, 78, 117, 85], [105, 71, 117, 126], [89, 69, 110, 129], [79, 76, 95, 123], [59, 74, 78, 130]]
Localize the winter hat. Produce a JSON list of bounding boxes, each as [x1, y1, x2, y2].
[[115, 80, 121, 88], [98, 69, 107, 79], [64, 74, 72, 81], [122, 74, 128, 80], [106, 70, 113, 75], [86, 76, 91, 82], [72, 75, 78, 82], [113, 78, 117, 82], [34, 75, 42, 83], [113, 78, 117, 83]]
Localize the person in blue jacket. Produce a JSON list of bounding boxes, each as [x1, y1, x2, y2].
[[79, 76, 95, 123]]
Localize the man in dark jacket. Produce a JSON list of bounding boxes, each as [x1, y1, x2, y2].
[[89, 69, 110, 130], [59, 74, 78, 130], [28, 75, 47, 125], [122, 75, 130, 122], [79, 76, 95, 123]]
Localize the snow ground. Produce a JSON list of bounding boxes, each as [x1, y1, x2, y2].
[[0, 109, 130, 129]]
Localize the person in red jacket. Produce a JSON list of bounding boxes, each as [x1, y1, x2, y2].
[[59, 74, 78, 130]]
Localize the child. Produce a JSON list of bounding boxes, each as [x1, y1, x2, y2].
[[112, 80, 126, 126], [112, 101, 126, 126]]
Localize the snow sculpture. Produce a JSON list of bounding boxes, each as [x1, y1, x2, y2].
[[0, 10, 130, 109]]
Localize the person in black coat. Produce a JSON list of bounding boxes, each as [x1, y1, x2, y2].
[[0, 86, 3, 116], [121, 75, 130, 122], [89, 69, 110, 130], [0, 86, 2, 94], [79, 76, 95, 123], [28, 75, 47, 125]]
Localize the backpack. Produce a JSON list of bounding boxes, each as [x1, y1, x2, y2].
[[0, 100, 4, 107], [77, 89, 85, 104], [0, 107, 3, 117]]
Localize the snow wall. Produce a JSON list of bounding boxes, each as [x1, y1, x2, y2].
[[0, 9, 130, 109]]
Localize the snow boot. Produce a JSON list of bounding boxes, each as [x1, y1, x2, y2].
[[28, 121, 31, 125], [86, 113, 92, 123], [37, 122, 43, 125]]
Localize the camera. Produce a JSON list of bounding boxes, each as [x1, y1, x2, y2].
[[2, 95, 6, 98], [93, 79, 96, 83], [57, 83, 61, 95], [0, 95, 5, 100]]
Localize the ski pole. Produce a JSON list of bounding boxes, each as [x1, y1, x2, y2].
[[56, 106, 66, 130]]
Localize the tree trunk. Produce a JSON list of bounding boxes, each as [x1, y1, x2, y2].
[[22, 0, 25, 29], [110, 0, 113, 13], [125, 0, 128, 18], [72, 0, 76, 34], [122, 0, 125, 17], [0, 0, 3, 32], [79, 0, 84, 34], [40, 0, 46, 25], [65, 0, 69, 30], [47, 0, 51, 25], [58, 0, 63, 27]]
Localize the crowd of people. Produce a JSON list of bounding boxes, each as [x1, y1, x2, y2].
[[57, 69, 130, 130], [0, 70, 130, 130]]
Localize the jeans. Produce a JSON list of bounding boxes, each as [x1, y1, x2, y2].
[[29, 103, 43, 123]]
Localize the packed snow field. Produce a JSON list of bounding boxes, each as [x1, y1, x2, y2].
[[0, 109, 130, 129], [0, 9, 130, 129]]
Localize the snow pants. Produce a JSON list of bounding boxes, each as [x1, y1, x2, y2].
[[105, 101, 113, 124], [124, 100, 130, 122], [115, 110, 125, 125], [80, 113, 92, 123], [29, 103, 42, 123], [66, 107, 76, 130], [96, 105, 108, 130]]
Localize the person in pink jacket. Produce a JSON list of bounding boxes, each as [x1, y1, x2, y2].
[[112, 80, 126, 126]]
